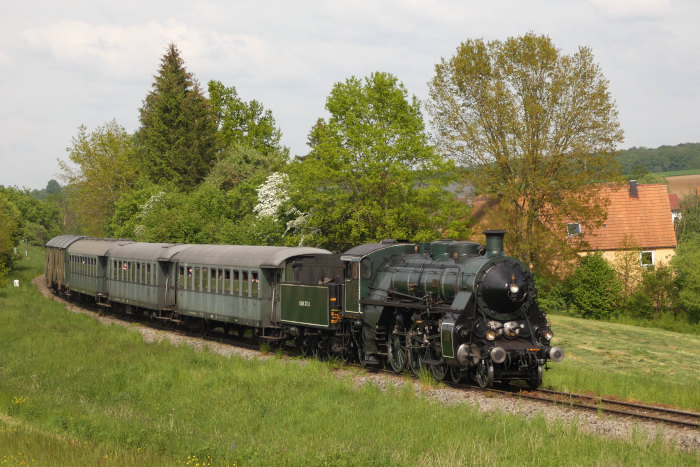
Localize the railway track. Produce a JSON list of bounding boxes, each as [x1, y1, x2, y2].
[[483, 386, 700, 429]]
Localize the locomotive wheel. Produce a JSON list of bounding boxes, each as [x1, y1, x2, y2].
[[388, 334, 408, 373], [475, 359, 494, 389], [448, 366, 463, 384], [409, 342, 427, 377], [429, 362, 448, 381], [427, 347, 447, 381], [527, 364, 543, 390], [357, 344, 367, 368]]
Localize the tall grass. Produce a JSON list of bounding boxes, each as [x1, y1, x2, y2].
[[0, 249, 698, 464]]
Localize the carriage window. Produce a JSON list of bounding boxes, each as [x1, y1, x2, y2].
[[113, 260, 117, 280], [137, 263, 141, 284], [251, 272, 259, 297], [194, 267, 201, 291], [179, 267, 185, 288], [242, 271, 249, 296], [202, 267, 209, 291], [211, 268, 217, 293], [187, 267, 193, 290], [233, 270, 240, 295], [218, 269, 224, 294], [146, 264, 151, 285], [224, 270, 231, 294]]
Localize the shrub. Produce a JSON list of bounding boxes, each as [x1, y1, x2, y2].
[[563, 253, 622, 319], [671, 233, 700, 323]]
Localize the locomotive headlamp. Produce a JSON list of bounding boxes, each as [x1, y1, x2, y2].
[[508, 274, 519, 294], [485, 330, 496, 341], [543, 330, 554, 341], [503, 321, 520, 338]]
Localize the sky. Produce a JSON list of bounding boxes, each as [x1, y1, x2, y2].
[[1, 0, 699, 190]]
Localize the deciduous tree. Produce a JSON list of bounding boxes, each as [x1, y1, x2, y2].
[[208, 80, 288, 158], [58, 120, 138, 236], [0, 193, 22, 285], [428, 33, 623, 273], [675, 193, 700, 241], [671, 233, 700, 323], [286, 72, 470, 251]]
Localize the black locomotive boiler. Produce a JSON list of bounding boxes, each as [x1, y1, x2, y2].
[[45, 230, 563, 388]]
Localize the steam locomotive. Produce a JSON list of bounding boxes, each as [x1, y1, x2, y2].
[[45, 230, 563, 388]]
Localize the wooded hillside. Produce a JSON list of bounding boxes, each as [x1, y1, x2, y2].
[[616, 143, 700, 175]]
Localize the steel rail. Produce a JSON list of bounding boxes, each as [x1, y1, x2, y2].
[[484, 387, 700, 429]]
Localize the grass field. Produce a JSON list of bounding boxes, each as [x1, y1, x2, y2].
[[547, 315, 700, 410], [656, 168, 700, 177], [1, 248, 699, 464]]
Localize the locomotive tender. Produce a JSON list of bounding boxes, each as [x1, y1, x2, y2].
[[45, 230, 563, 388]]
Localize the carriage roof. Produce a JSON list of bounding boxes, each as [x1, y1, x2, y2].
[[171, 244, 332, 269]]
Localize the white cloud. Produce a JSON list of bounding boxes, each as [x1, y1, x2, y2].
[[20, 19, 268, 79], [0, 49, 13, 68], [589, 0, 670, 18]]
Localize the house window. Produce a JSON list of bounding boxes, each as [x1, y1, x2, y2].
[[640, 251, 654, 267], [567, 223, 581, 236]]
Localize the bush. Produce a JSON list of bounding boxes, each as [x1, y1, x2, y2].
[[623, 264, 676, 319], [671, 233, 700, 323], [563, 253, 622, 319], [534, 274, 566, 315]]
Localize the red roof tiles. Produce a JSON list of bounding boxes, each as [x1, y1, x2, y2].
[[584, 183, 677, 251], [669, 193, 680, 211]]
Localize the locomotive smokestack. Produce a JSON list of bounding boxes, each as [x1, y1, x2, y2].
[[483, 230, 506, 257]]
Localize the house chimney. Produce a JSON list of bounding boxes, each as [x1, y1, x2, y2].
[[629, 180, 638, 198]]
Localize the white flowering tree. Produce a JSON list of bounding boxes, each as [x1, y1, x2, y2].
[[254, 172, 289, 218]]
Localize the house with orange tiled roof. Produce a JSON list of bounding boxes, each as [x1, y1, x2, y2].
[[571, 181, 677, 266], [669, 193, 681, 223]]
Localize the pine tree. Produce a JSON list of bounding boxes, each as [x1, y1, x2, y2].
[[137, 44, 218, 188]]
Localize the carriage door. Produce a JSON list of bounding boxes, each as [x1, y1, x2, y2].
[[98, 256, 108, 295], [267, 268, 281, 323], [161, 261, 176, 308]]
